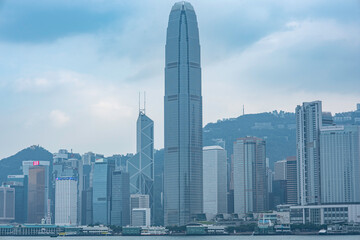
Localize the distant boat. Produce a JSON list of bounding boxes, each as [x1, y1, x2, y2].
[[319, 229, 327, 235]]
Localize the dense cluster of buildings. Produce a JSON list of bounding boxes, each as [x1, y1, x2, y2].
[[1, 2, 360, 234]]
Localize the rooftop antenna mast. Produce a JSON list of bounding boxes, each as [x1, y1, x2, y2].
[[144, 91, 146, 115], [139, 91, 146, 115], [138, 92, 141, 114]]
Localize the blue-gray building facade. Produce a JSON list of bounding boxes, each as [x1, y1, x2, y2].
[[5, 175, 28, 223], [164, 1, 203, 226], [111, 171, 130, 226], [233, 137, 268, 215], [92, 159, 114, 225]]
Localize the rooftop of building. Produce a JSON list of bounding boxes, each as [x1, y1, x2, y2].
[[172, 1, 194, 11], [203, 145, 224, 151]]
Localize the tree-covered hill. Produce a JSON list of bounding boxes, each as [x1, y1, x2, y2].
[[203, 111, 296, 168], [0, 145, 53, 184]]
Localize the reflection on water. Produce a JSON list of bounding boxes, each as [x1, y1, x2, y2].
[[1, 236, 360, 240]]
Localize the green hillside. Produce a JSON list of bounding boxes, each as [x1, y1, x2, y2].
[[203, 111, 296, 168], [0, 145, 53, 184]]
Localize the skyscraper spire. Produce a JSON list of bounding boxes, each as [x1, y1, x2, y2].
[[144, 91, 146, 115], [139, 92, 146, 115]]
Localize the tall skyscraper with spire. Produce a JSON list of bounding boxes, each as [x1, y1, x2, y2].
[[164, 1, 203, 226], [126, 95, 154, 222]]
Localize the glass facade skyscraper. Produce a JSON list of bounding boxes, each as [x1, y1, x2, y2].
[[126, 110, 154, 218], [164, 1, 203, 226], [111, 171, 130, 226], [6, 175, 28, 223], [92, 159, 114, 225], [27, 166, 46, 223], [286, 156, 297, 205], [233, 137, 268, 215]]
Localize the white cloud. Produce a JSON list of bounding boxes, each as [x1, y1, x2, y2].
[[91, 98, 133, 120], [202, 19, 360, 123], [50, 110, 70, 127], [0, 0, 359, 159], [13, 70, 87, 93], [14, 77, 51, 92]]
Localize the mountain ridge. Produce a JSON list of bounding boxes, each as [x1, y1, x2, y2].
[[0, 145, 53, 184]]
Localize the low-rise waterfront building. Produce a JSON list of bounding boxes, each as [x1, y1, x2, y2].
[[131, 208, 151, 227], [290, 204, 360, 224]]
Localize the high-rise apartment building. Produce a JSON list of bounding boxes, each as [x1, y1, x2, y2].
[[203, 146, 227, 214], [320, 125, 360, 203], [296, 101, 322, 205], [233, 137, 268, 215], [164, 1, 203, 226], [55, 177, 78, 225], [111, 171, 130, 227], [92, 158, 114, 225]]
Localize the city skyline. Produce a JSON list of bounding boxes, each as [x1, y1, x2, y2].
[[1, 1, 360, 234], [1, 0, 359, 159]]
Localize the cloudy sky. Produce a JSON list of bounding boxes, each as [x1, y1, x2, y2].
[[0, 0, 359, 158]]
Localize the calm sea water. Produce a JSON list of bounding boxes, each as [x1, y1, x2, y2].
[[0, 236, 359, 240]]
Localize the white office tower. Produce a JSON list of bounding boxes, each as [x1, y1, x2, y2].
[[296, 101, 322, 205], [203, 146, 227, 215], [55, 177, 78, 225], [320, 125, 360, 203], [131, 208, 151, 227], [274, 159, 287, 181]]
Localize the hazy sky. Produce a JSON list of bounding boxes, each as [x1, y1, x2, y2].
[[0, 0, 359, 159]]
